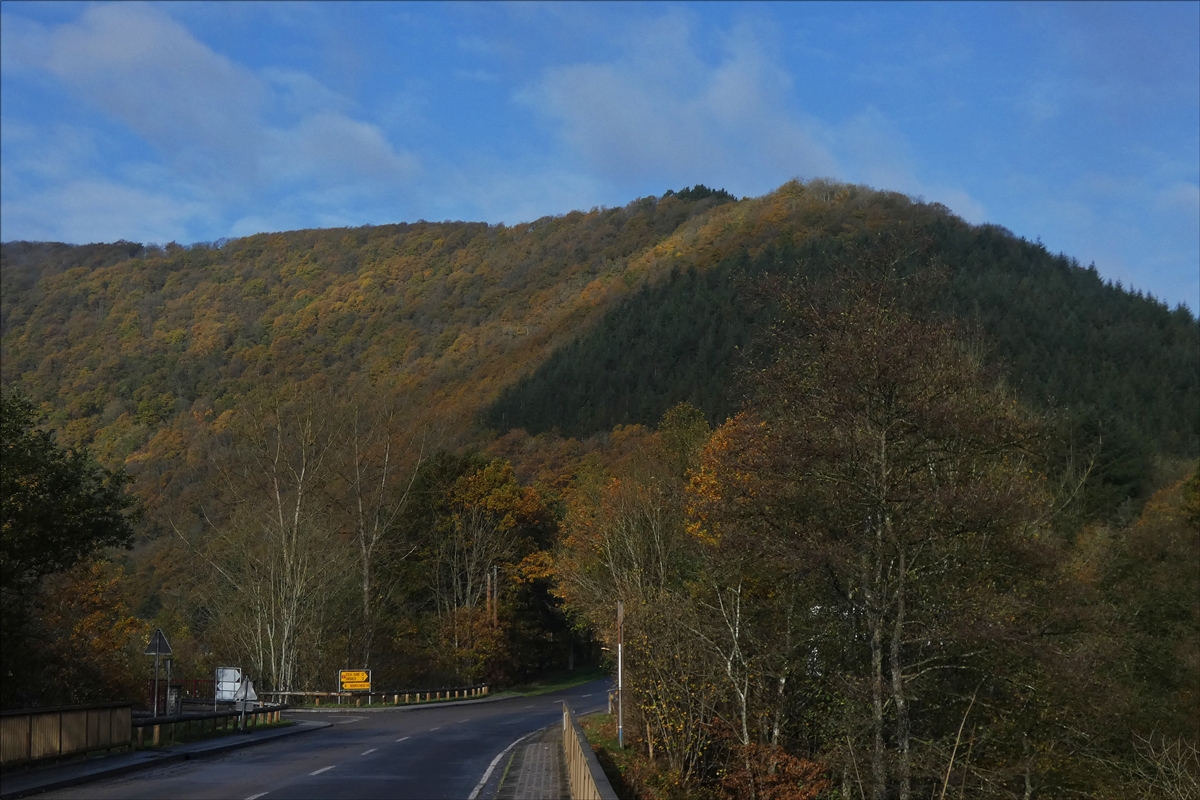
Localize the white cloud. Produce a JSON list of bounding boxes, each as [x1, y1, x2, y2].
[[0, 179, 210, 244], [262, 68, 356, 118], [0, 11, 50, 73], [930, 188, 987, 225], [525, 17, 838, 196], [523, 12, 988, 227], [2, 1, 418, 243], [1156, 182, 1200, 218], [267, 112, 418, 186], [0, 122, 100, 184], [38, 3, 269, 176], [836, 108, 987, 223], [437, 162, 608, 225]]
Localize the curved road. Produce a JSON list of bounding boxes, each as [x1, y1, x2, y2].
[[40, 679, 611, 800]]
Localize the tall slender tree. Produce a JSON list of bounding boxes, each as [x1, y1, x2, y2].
[[689, 254, 1047, 798]]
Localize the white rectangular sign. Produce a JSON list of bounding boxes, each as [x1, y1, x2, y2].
[[215, 667, 242, 702]]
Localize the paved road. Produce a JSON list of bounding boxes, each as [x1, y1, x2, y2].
[[39, 679, 610, 800]]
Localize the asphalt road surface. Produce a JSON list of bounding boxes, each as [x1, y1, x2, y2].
[[39, 679, 611, 800]]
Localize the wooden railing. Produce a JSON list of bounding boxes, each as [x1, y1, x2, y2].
[[130, 705, 284, 748], [562, 703, 618, 800], [144, 678, 215, 711], [0, 703, 131, 766], [259, 684, 488, 707]]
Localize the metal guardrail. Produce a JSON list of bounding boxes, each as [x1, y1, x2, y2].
[[562, 704, 618, 800], [0, 703, 132, 766]]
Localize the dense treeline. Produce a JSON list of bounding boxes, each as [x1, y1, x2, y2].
[[486, 191, 1197, 480], [560, 407, 1198, 799], [1, 179, 1196, 796], [0, 188, 734, 465], [486, 262, 757, 437], [554, 249, 1199, 798], [1, 390, 143, 708]]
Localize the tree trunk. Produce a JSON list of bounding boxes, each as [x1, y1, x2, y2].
[[360, 543, 372, 667], [1023, 735, 1034, 800], [870, 600, 885, 800], [891, 546, 910, 800], [869, 546, 886, 800]]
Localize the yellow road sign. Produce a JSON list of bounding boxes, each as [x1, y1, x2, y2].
[[339, 670, 371, 690]]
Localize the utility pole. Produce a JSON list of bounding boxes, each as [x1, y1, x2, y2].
[[617, 599, 624, 750], [492, 564, 499, 625]]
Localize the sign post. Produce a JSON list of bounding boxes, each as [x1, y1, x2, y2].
[[144, 629, 172, 717], [233, 674, 258, 730]]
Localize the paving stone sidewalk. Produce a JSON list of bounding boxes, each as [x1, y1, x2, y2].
[[496, 725, 569, 799]]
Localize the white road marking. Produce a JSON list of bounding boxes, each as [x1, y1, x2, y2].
[[309, 766, 335, 776], [522, 704, 533, 709], [330, 716, 365, 725], [395, 735, 410, 742], [361, 748, 377, 755], [467, 731, 538, 800], [430, 725, 441, 730], [581, 693, 592, 697], [245, 794, 269, 800]]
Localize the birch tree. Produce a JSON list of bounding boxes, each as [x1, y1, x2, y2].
[[200, 389, 351, 691], [689, 263, 1045, 798], [329, 390, 431, 667]]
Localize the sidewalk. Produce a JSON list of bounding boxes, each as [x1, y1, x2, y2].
[[0, 720, 331, 800], [495, 725, 568, 800]]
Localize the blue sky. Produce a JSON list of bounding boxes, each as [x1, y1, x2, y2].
[[2, 2, 1197, 310]]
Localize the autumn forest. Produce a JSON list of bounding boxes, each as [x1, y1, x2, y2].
[[2, 180, 1197, 798]]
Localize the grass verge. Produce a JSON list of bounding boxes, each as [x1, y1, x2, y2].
[[503, 667, 610, 696], [579, 712, 650, 800]]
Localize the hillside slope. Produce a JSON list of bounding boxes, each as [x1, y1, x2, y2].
[[1, 189, 733, 456], [487, 187, 1199, 457], [3, 181, 1196, 528]]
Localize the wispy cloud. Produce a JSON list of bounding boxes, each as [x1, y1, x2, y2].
[[1, 3, 416, 241], [836, 108, 987, 223], [0, 178, 209, 245], [524, 14, 837, 196], [1, 3, 1193, 309]]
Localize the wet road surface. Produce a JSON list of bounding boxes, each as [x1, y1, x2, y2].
[[39, 679, 609, 800]]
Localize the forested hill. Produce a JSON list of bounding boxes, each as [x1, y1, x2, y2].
[[486, 194, 1200, 459], [2, 180, 1196, 524], [0, 187, 735, 457], [4, 180, 1197, 797]]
